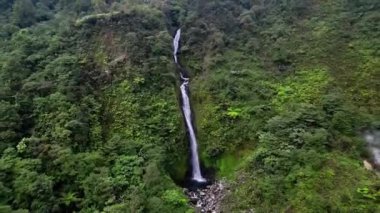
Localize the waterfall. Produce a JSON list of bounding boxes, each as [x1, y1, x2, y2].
[[173, 29, 181, 63], [364, 130, 380, 166], [173, 29, 206, 183]]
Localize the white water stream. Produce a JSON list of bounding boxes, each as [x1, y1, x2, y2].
[[364, 130, 380, 165], [173, 29, 206, 182]]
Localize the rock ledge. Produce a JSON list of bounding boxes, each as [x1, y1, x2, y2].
[[184, 181, 226, 213]]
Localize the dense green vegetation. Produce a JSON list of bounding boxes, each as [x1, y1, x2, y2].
[[0, 0, 379, 212]]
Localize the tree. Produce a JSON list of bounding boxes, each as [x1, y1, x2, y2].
[[0, 0, 14, 12], [0, 101, 21, 152], [12, 0, 36, 27], [92, 0, 108, 13]]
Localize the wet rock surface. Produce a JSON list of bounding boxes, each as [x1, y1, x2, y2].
[[184, 181, 226, 213]]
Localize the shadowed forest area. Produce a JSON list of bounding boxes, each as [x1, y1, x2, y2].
[[0, 0, 379, 212]]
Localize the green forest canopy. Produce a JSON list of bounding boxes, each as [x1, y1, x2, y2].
[[0, 0, 379, 212]]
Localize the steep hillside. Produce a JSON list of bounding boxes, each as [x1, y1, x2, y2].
[[0, 0, 379, 212]]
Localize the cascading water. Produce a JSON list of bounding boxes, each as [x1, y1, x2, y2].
[[173, 29, 180, 64], [364, 130, 380, 167], [173, 29, 206, 183]]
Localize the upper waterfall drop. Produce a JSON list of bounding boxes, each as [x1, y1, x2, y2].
[[173, 29, 181, 64], [172, 28, 206, 183]]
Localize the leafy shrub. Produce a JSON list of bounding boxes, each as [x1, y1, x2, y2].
[[162, 189, 188, 206]]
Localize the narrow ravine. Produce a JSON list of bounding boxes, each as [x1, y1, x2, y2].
[[172, 28, 228, 213], [173, 29, 206, 183]]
